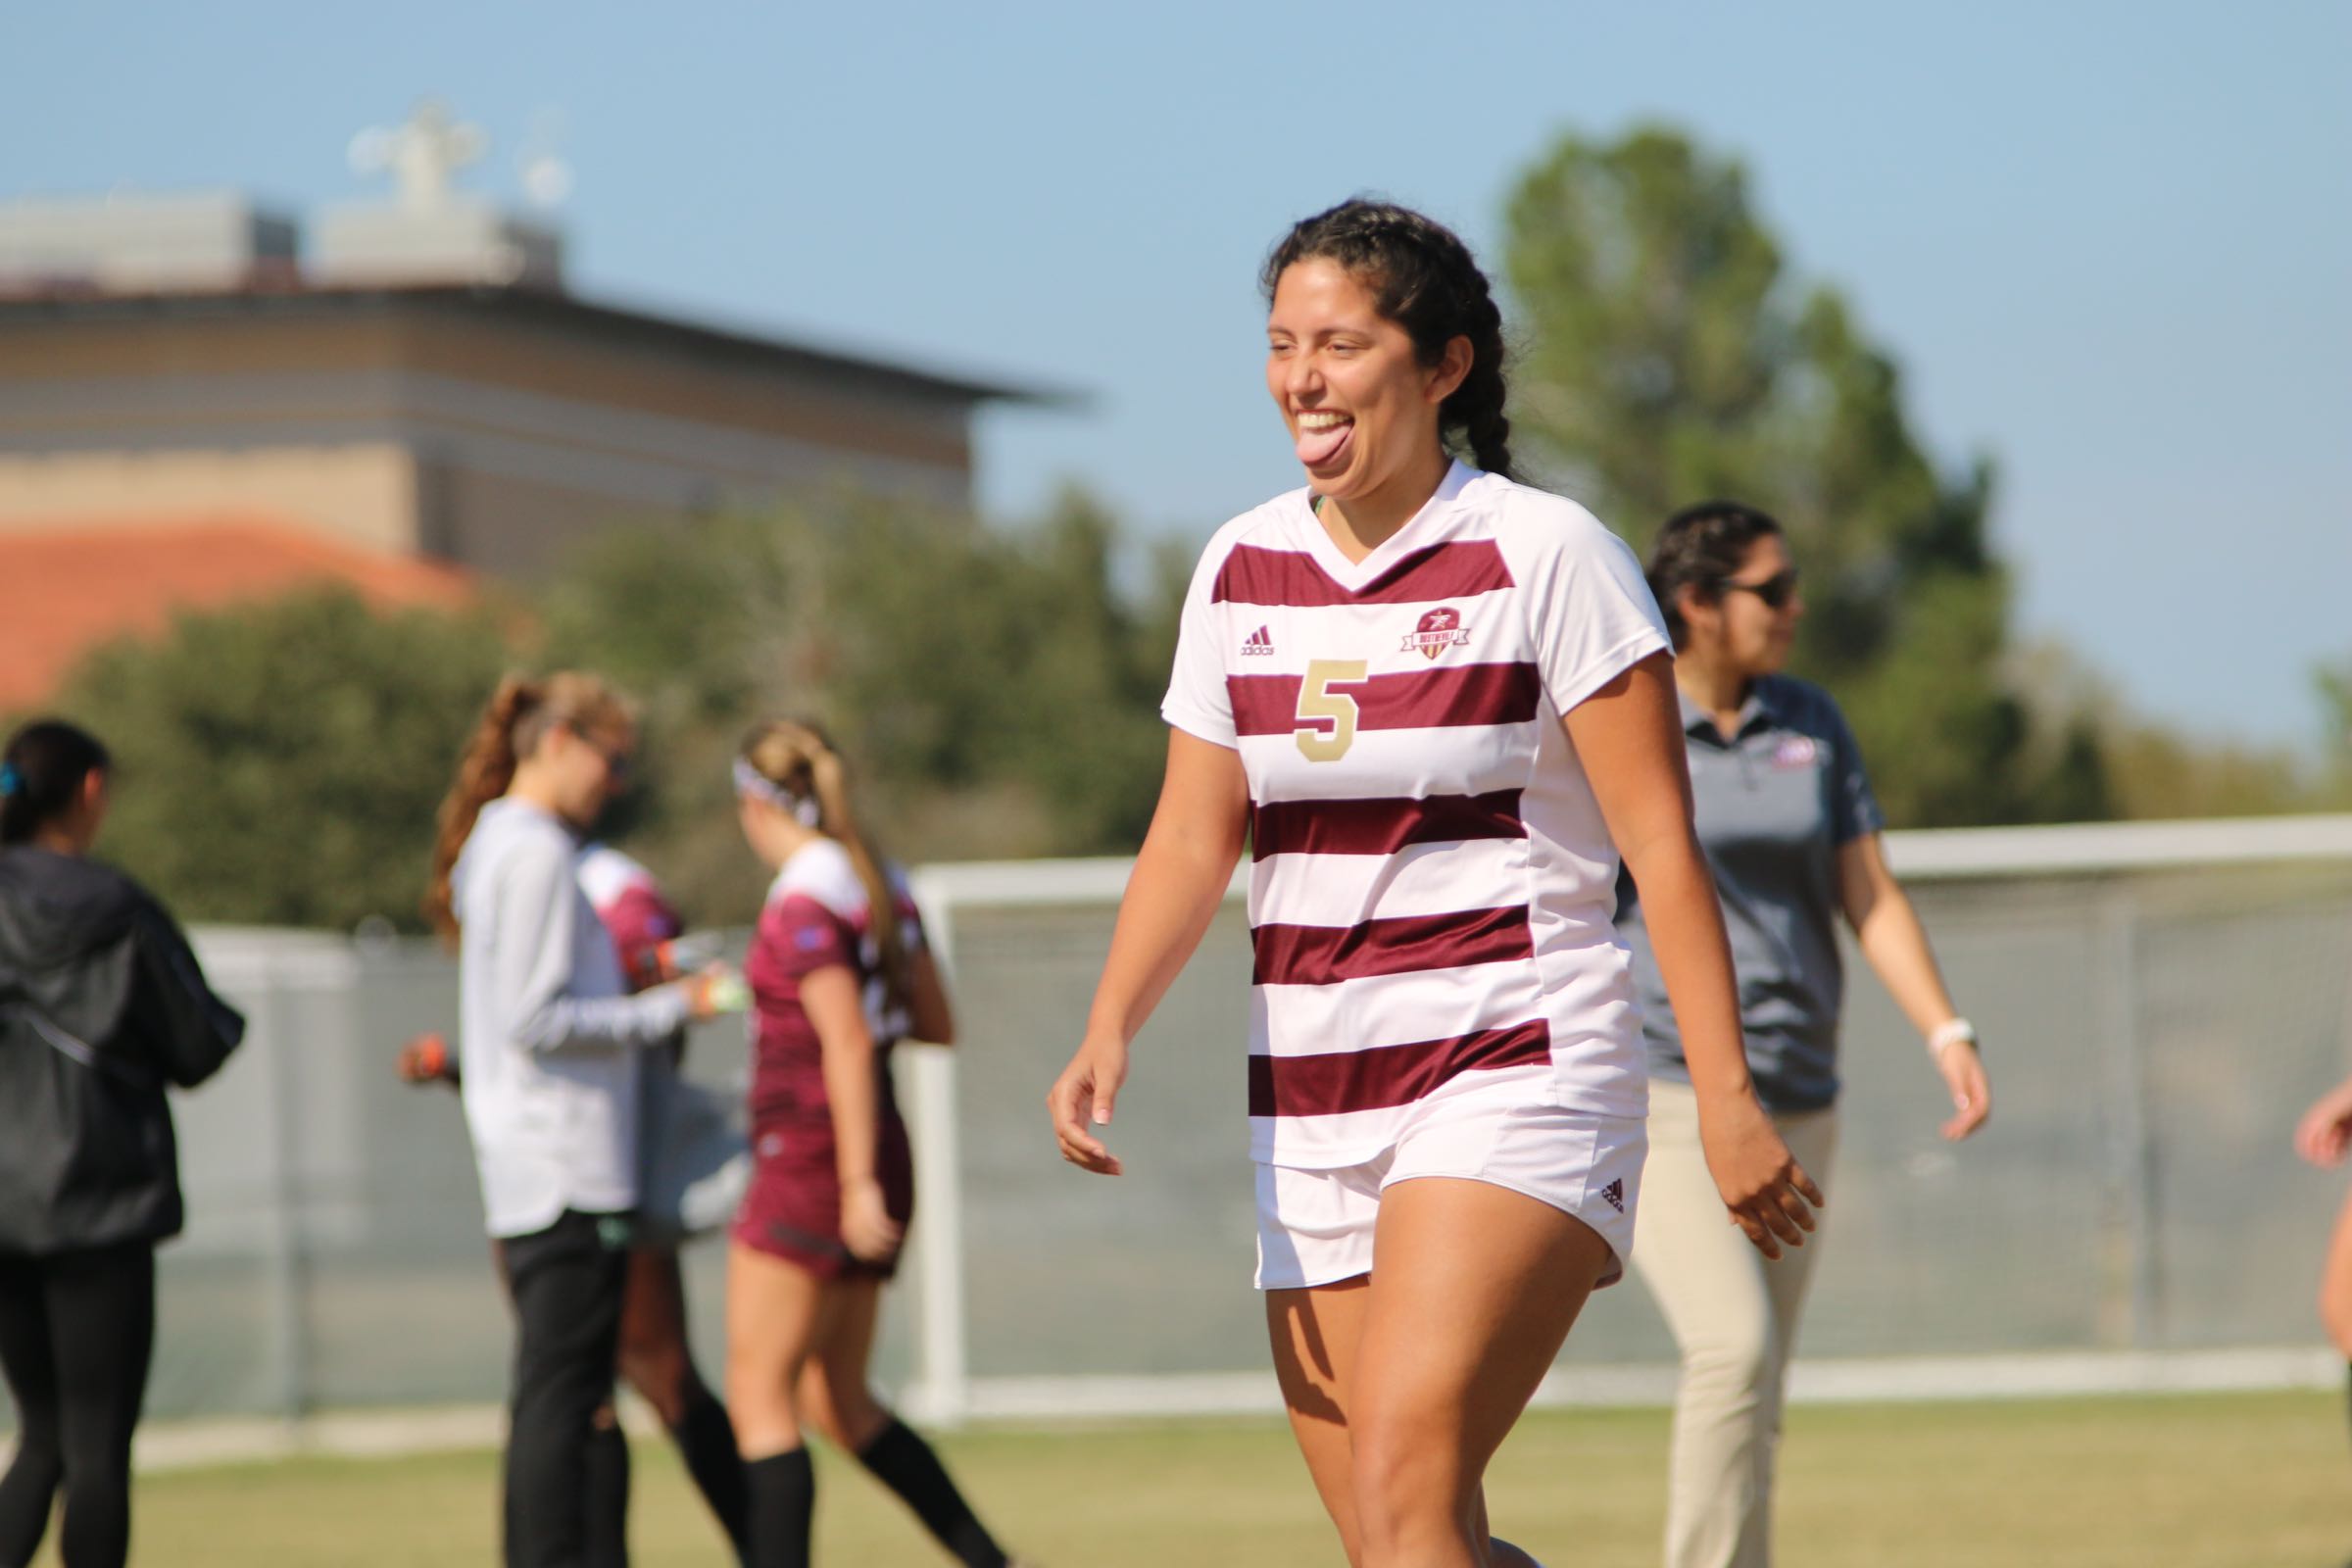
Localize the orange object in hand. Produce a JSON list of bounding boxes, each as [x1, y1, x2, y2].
[[398, 1031, 450, 1083]]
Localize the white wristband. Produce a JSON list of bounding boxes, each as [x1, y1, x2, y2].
[[1928, 1018, 1978, 1056]]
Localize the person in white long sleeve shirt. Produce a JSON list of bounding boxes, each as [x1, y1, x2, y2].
[[455, 796, 689, 1235], [426, 671, 736, 1568]]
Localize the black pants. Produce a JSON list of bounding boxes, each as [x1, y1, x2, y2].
[[0, 1243, 156, 1568], [503, 1210, 631, 1568]]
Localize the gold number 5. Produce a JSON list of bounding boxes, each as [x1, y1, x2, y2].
[[1295, 660, 1369, 762]]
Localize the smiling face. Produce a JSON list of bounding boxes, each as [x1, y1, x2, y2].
[[1265, 257, 1470, 515]]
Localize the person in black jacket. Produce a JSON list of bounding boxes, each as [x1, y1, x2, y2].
[[0, 719, 244, 1568]]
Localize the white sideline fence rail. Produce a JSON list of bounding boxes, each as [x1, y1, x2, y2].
[[892, 814, 2352, 1427], [6, 814, 2348, 1454]]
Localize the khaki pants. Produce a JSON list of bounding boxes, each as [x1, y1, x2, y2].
[[1630, 1078, 1839, 1568]]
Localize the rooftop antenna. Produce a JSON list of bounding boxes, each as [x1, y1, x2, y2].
[[347, 99, 487, 211], [516, 108, 574, 212]]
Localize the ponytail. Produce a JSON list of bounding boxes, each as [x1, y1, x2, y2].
[[424, 670, 634, 942], [740, 720, 913, 1014], [424, 674, 542, 941], [0, 719, 111, 848]]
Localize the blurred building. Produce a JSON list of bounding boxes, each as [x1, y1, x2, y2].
[[0, 102, 1039, 704]]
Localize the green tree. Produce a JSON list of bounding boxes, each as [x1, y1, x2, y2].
[[2317, 656, 2352, 806], [1504, 124, 2106, 825], [534, 489, 1185, 923], [43, 590, 512, 929]]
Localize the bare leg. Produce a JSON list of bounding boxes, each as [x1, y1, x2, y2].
[[803, 1279, 1011, 1567], [1267, 1179, 1611, 1568], [2322, 1185, 2352, 1358], [618, 1247, 748, 1559], [795, 1277, 891, 1453], [723, 1244, 825, 1459], [1266, 1276, 1372, 1568]]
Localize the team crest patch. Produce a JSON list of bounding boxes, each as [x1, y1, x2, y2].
[[1401, 607, 1470, 660], [1772, 735, 1820, 769]]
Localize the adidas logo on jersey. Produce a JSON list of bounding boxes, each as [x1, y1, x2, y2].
[[1240, 625, 1277, 657], [1599, 1178, 1625, 1213]]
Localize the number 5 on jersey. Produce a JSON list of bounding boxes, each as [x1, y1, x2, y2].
[[1295, 660, 1369, 762]]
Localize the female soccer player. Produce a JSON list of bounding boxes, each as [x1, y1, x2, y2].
[[408, 835, 750, 1563], [1047, 199, 1819, 1568], [0, 719, 245, 1568], [426, 672, 738, 1568], [725, 720, 1016, 1568], [1622, 500, 1991, 1568]]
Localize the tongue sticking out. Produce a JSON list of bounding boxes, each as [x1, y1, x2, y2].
[[1296, 419, 1352, 468]]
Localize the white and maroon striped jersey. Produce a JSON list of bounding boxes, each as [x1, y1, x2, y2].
[[1162, 463, 1671, 1168]]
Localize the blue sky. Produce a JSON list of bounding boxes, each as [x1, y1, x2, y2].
[[9, 1, 2347, 751]]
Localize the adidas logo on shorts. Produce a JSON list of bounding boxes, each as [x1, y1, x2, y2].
[[1599, 1178, 1625, 1213]]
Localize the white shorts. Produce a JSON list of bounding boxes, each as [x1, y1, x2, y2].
[[1253, 1084, 1645, 1292]]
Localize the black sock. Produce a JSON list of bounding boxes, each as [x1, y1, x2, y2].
[[744, 1448, 814, 1568], [671, 1383, 751, 1560], [856, 1417, 1008, 1568], [581, 1417, 631, 1568]]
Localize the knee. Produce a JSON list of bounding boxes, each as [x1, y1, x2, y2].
[[801, 1362, 887, 1452], [1347, 1416, 1467, 1560], [617, 1342, 693, 1428], [1678, 1313, 1779, 1399]]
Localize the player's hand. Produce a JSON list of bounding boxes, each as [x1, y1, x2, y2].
[[2295, 1078, 2352, 1167], [396, 1032, 452, 1085], [1697, 1090, 1823, 1260], [1934, 1039, 1991, 1141], [1048, 1033, 1129, 1176], [683, 963, 748, 1022], [840, 1176, 903, 1262]]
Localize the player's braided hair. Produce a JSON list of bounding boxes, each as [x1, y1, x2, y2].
[[423, 670, 636, 942], [0, 719, 110, 847], [1645, 500, 1785, 651], [739, 718, 914, 1015], [1261, 199, 1516, 480]]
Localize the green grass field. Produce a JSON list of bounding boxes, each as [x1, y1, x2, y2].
[[43, 1391, 2350, 1566]]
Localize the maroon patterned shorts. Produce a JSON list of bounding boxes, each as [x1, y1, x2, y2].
[[730, 1111, 914, 1280]]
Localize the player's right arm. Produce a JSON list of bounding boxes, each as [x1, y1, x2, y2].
[[1049, 729, 1250, 1175]]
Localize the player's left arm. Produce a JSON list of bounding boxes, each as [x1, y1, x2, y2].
[[803, 961, 904, 1262], [1837, 833, 1988, 1140]]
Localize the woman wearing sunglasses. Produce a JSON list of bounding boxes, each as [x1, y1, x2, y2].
[[1617, 501, 1992, 1568]]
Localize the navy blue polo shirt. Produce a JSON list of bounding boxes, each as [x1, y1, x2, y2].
[[1615, 674, 1885, 1113]]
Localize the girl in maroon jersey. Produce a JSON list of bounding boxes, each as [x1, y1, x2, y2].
[[724, 719, 1016, 1568], [1049, 200, 1817, 1568]]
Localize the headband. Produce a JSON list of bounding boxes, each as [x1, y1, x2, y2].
[[0, 763, 20, 799], [732, 759, 821, 828]]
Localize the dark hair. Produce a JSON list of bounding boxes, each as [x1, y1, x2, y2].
[[0, 719, 111, 846], [1261, 199, 1515, 479], [1646, 500, 1786, 650]]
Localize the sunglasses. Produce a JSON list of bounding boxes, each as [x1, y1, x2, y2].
[[1716, 567, 1801, 611], [569, 727, 635, 783]]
